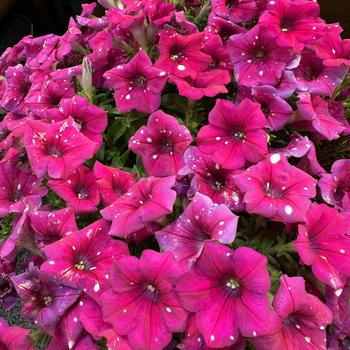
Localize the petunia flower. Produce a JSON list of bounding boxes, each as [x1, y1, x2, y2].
[[29, 208, 78, 245], [12, 264, 81, 334], [319, 159, 350, 211], [180, 146, 244, 211], [40, 219, 129, 296], [177, 241, 273, 348], [101, 176, 177, 238], [156, 192, 238, 265], [228, 25, 293, 87], [297, 93, 344, 140], [0, 162, 47, 218], [235, 154, 317, 223], [101, 250, 188, 350], [58, 95, 107, 148], [197, 98, 267, 169], [294, 204, 350, 291], [48, 166, 100, 215], [24, 117, 97, 179], [104, 50, 167, 114], [129, 110, 192, 177], [252, 275, 332, 350], [1, 64, 31, 113], [93, 161, 136, 207], [211, 0, 258, 23], [155, 30, 211, 78], [0, 318, 34, 350], [258, 0, 322, 52], [293, 50, 347, 96], [169, 69, 231, 100]]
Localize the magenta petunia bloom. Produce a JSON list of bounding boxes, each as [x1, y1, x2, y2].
[[156, 192, 239, 264], [228, 25, 293, 87], [197, 98, 267, 169], [129, 110, 192, 177], [0, 162, 47, 218], [319, 160, 350, 211], [25, 78, 75, 121], [24, 117, 97, 179], [180, 146, 244, 211], [40, 219, 129, 296], [58, 95, 107, 147], [155, 30, 211, 78], [93, 161, 136, 207], [169, 69, 231, 100], [104, 50, 167, 114], [297, 93, 345, 140], [29, 208, 78, 245], [48, 166, 100, 215], [101, 176, 177, 238], [251, 85, 293, 130], [211, 0, 258, 23], [294, 50, 346, 96], [12, 264, 80, 334], [101, 250, 188, 350], [0, 318, 34, 350], [177, 241, 273, 347], [258, 0, 321, 52], [1, 64, 31, 112], [295, 204, 350, 291], [235, 154, 317, 223], [252, 275, 332, 350]]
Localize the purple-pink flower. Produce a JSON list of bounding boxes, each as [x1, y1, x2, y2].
[[156, 192, 239, 264], [177, 241, 273, 348], [129, 110, 192, 177], [0, 318, 34, 350], [235, 154, 317, 223], [101, 250, 188, 350], [197, 98, 268, 169]]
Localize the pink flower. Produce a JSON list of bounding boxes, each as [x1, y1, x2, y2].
[[177, 241, 273, 347], [40, 219, 129, 296], [93, 161, 136, 207], [293, 50, 347, 96], [101, 176, 177, 238], [297, 93, 344, 140], [156, 193, 239, 264], [128, 110, 192, 177], [228, 25, 293, 87], [235, 154, 317, 223], [197, 98, 267, 169], [155, 30, 211, 78], [24, 117, 97, 179], [252, 275, 332, 350], [295, 204, 350, 291], [104, 50, 167, 114], [48, 166, 100, 215], [101, 250, 188, 350], [169, 69, 231, 100], [29, 208, 78, 245], [0, 318, 34, 350], [259, 0, 322, 52], [12, 264, 80, 334], [0, 162, 47, 218], [319, 160, 350, 211], [211, 0, 258, 23], [181, 146, 244, 211], [58, 95, 107, 148], [251, 85, 293, 130]]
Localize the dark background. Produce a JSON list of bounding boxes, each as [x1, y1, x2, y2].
[[0, 0, 349, 54]]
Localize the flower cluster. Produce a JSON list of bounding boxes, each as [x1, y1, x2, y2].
[[0, 0, 349, 349]]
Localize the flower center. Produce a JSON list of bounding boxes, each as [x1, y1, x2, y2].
[[133, 75, 147, 86], [77, 190, 88, 199], [74, 257, 94, 271], [43, 296, 53, 306], [45, 144, 63, 158], [160, 139, 174, 153], [226, 278, 239, 289], [254, 48, 266, 60], [75, 260, 85, 270], [265, 182, 285, 199], [170, 45, 184, 61], [232, 130, 245, 141], [280, 17, 294, 33]]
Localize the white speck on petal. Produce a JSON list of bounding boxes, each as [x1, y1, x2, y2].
[[93, 283, 100, 293], [305, 336, 311, 343], [48, 260, 55, 265], [340, 249, 345, 254], [147, 137, 152, 143], [252, 331, 257, 337], [166, 307, 172, 313], [125, 94, 131, 100], [177, 65, 186, 71], [210, 335, 215, 341], [68, 340, 75, 349], [335, 289, 343, 297], [285, 205, 293, 215], [270, 153, 280, 164]]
